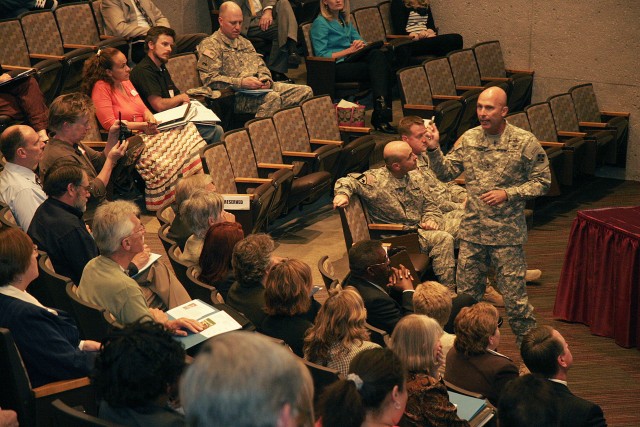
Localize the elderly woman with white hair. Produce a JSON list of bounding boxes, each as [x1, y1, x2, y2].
[[178, 189, 225, 266], [181, 331, 314, 427]]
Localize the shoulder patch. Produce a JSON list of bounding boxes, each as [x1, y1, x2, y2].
[[202, 49, 216, 59], [537, 153, 546, 162], [347, 172, 371, 185]]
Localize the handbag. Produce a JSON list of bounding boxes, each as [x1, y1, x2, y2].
[[334, 101, 366, 127]]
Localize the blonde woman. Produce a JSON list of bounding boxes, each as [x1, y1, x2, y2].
[[304, 287, 380, 375], [390, 0, 462, 58], [391, 314, 470, 427]]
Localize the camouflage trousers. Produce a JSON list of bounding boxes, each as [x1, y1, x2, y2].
[[416, 210, 463, 289], [456, 240, 536, 345], [235, 82, 313, 117]]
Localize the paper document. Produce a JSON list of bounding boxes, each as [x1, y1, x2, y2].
[[131, 253, 161, 278]]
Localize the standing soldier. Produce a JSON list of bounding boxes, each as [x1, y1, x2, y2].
[[424, 87, 551, 345]]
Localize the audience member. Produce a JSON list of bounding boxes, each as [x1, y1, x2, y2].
[[444, 302, 518, 405], [178, 189, 225, 266], [76, 200, 202, 333], [304, 287, 380, 376], [197, 2, 312, 118], [311, 0, 396, 133], [390, 0, 463, 61], [344, 239, 415, 334], [498, 374, 558, 427], [424, 87, 551, 344], [39, 93, 128, 220], [390, 314, 469, 427], [316, 348, 407, 427], [334, 141, 457, 289], [0, 228, 99, 388], [198, 221, 244, 301], [168, 174, 216, 249], [93, 321, 187, 426], [233, 0, 300, 80], [0, 65, 49, 140], [413, 281, 455, 375], [128, 26, 223, 143], [260, 258, 320, 356], [29, 164, 190, 310], [521, 325, 607, 427], [101, 0, 207, 63], [0, 408, 18, 427], [180, 331, 314, 427], [226, 233, 276, 326], [0, 125, 46, 230]]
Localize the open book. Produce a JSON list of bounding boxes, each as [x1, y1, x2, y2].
[[154, 100, 221, 131], [166, 299, 242, 349]]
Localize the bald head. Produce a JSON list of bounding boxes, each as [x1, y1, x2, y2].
[[0, 125, 43, 167], [383, 140, 417, 176], [218, 1, 243, 39], [476, 86, 509, 135]]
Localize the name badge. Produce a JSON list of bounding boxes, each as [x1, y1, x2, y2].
[[169, 89, 175, 98], [131, 89, 138, 96]]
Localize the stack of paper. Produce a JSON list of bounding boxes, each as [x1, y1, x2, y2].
[[447, 390, 495, 427], [154, 100, 220, 131]]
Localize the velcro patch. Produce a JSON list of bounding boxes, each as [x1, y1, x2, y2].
[[537, 153, 546, 162]]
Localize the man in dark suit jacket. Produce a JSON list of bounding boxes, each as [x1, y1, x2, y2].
[[521, 326, 607, 427], [344, 240, 415, 334]]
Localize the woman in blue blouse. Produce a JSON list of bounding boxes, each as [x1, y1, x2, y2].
[[311, 0, 396, 133]]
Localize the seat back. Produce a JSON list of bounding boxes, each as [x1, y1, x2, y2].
[[186, 265, 221, 304], [222, 128, 261, 179], [397, 65, 435, 106], [300, 22, 315, 56], [66, 283, 121, 341], [54, 2, 102, 46], [506, 112, 531, 132], [51, 399, 123, 427], [424, 57, 457, 96], [352, 6, 387, 43], [199, 143, 240, 195], [246, 118, 286, 165], [302, 358, 343, 406], [26, 253, 75, 315], [166, 53, 202, 92], [377, 1, 393, 34], [0, 327, 36, 427], [335, 135, 376, 181], [447, 48, 482, 87], [317, 255, 337, 288], [91, 0, 106, 35], [272, 106, 312, 153], [300, 95, 343, 142], [19, 11, 65, 56], [525, 102, 559, 142], [472, 40, 507, 78], [0, 19, 32, 67], [34, 59, 63, 105], [568, 83, 602, 123], [156, 203, 176, 227], [338, 194, 372, 251], [167, 243, 192, 291], [547, 93, 581, 133], [158, 222, 176, 254], [365, 322, 388, 347]]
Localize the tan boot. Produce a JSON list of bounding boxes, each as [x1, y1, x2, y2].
[[483, 285, 505, 307], [525, 269, 542, 282]]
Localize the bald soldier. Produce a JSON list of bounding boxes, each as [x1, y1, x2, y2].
[[333, 140, 459, 289], [424, 87, 551, 345], [196, 1, 312, 118]]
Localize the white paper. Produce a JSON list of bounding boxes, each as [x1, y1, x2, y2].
[[199, 310, 243, 338], [131, 253, 161, 278], [166, 299, 218, 320]]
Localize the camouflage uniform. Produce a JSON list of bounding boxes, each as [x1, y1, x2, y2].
[[196, 31, 312, 117], [427, 122, 551, 343], [334, 166, 457, 287]]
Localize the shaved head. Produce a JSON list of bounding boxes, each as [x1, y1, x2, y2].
[[479, 86, 508, 109], [218, 1, 243, 39], [383, 140, 417, 176], [476, 86, 509, 135], [219, 1, 241, 16]]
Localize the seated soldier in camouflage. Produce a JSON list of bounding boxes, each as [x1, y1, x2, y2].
[[333, 140, 459, 290], [196, 1, 312, 118]]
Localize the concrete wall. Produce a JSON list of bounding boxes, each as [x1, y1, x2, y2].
[[151, 0, 640, 180], [432, 0, 640, 181]]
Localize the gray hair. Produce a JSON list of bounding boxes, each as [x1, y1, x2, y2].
[[231, 234, 275, 286], [180, 189, 224, 238], [181, 331, 314, 427], [92, 200, 140, 255], [175, 174, 213, 207]]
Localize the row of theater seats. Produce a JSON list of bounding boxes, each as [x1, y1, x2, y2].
[[0, 0, 128, 104], [193, 94, 376, 234]]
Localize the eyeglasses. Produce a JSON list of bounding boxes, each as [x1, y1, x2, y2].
[[497, 316, 503, 328], [32, 244, 38, 253], [125, 223, 146, 239], [368, 256, 390, 269], [75, 182, 91, 192]]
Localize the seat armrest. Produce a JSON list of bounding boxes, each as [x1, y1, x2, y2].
[[579, 121, 607, 128], [2, 65, 33, 71], [432, 94, 461, 101], [403, 104, 436, 111], [30, 53, 64, 61], [454, 177, 466, 185], [339, 125, 371, 134], [368, 223, 405, 231], [456, 85, 483, 91], [600, 110, 630, 118], [540, 141, 565, 148], [386, 34, 412, 39], [64, 43, 97, 50], [506, 68, 534, 75], [282, 150, 317, 158], [235, 177, 272, 184], [557, 130, 586, 138], [480, 76, 510, 82], [310, 138, 343, 146], [257, 162, 294, 170], [33, 377, 91, 398]]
